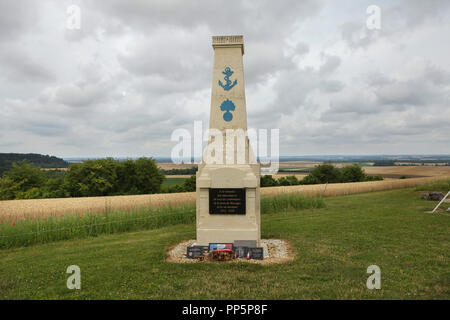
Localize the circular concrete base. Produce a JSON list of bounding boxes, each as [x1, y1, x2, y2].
[[166, 239, 294, 265]]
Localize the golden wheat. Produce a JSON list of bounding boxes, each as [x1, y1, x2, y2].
[[1, 175, 449, 223]]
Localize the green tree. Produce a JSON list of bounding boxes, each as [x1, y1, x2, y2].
[[41, 178, 67, 198], [306, 163, 342, 184], [0, 177, 19, 200], [0, 160, 45, 199], [286, 175, 300, 185], [278, 177, 291, 186], [116, 160, 138, 194], [64, 158, 118, 197], [133, 158, 165, 194], [341, 164, 366, 182]]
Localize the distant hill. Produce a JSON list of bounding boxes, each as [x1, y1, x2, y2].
[[0, 153, 69, 176]]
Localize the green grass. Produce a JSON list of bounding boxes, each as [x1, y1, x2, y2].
[[0, 205, 196, 249], [0, 188, 448, 299], [261, 194, 324, 214], [161, 177, 187, 187], [415, 178, 450, 193]]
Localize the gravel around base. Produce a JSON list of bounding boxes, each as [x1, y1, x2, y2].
[[166, 239, 294, 265]]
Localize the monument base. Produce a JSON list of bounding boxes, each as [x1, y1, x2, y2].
[[195, 163, 261, 247], [167, 239, 293, 264], [196, 229, 260, 247]]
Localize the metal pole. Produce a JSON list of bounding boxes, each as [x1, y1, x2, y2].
[[431, 190, 450, 213], [321, 182, 328, 199]]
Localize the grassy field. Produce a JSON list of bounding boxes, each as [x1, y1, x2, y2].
[[161, 177, 188, 187], [0, 194, 323, 249], [0, 187, 448, 299]]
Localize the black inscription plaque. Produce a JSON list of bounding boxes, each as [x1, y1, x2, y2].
[[249, 247, 264, 260], [209, 188, 246, 215]]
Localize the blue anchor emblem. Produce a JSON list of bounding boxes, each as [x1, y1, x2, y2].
[[218, 67, 237, 91], [219, 99, 235, 122]]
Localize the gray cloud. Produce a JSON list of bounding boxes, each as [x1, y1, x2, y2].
[[0, 0, 449, 157], [54, 80, 113, 107], [0, 45, 55, 82], [0, 0, 39, 41]]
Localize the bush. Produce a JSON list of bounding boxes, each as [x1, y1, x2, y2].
[[300, 174, 320, 185], [260, 175, 279, 187], [278, 177, 291, 186], [182, 175, 196, 192], [276, 175, 300, 186]]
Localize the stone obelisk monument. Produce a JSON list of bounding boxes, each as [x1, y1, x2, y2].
[[196, 35, 261, 246]]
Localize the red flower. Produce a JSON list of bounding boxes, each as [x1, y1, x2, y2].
[[12, 222, 16, 226], [42, 218, 46, 221], [60, 214, 64, 217]]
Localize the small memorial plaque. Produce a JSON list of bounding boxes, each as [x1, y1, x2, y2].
[[209, 243, 233, 251], [234, 246, 250, 258], [209, 188, 246, 215], [249, 247, 264, 260], [186, 246, 208, 259]]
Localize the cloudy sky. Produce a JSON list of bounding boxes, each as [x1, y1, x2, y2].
[[0, 0, 449, 158]]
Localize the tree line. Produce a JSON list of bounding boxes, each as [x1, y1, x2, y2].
[[161, 167, 198, 175], [260, 164, 383, 187], [0, 153, 69, 176], [0, 161, 383, 200], [0, 158, 165, 200]]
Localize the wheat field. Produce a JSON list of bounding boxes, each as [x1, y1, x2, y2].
[[1, 174, 449, 223]]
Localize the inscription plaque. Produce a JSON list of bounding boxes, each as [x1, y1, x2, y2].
[[209, 188, 246, 215], [249, 247, 264, 260]]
